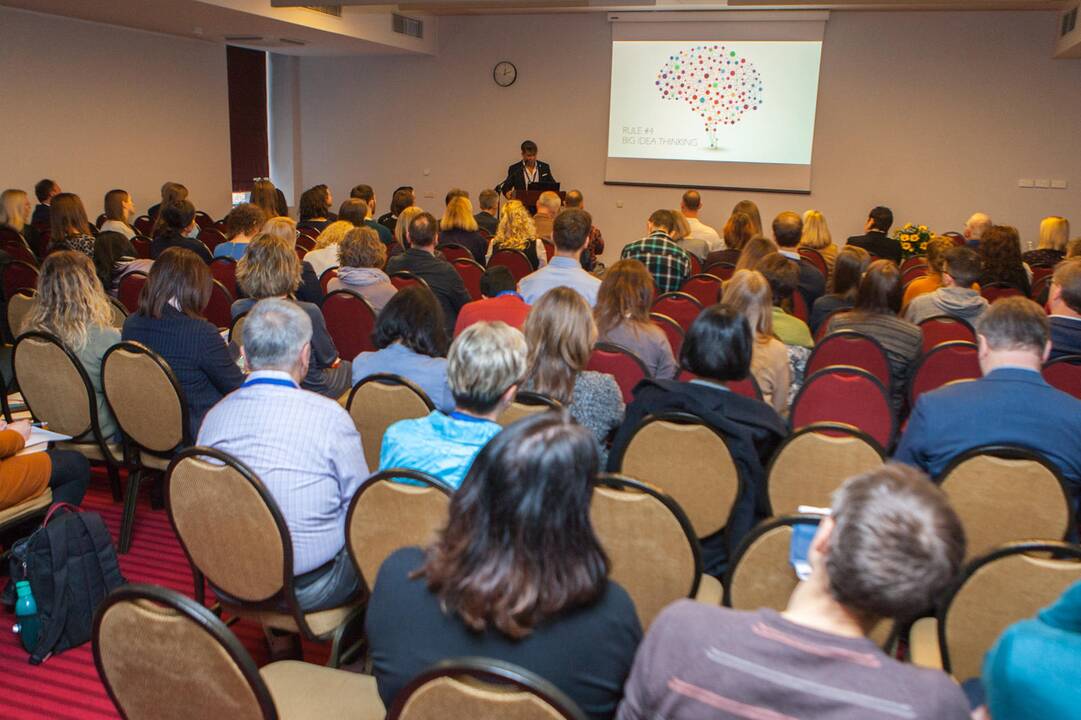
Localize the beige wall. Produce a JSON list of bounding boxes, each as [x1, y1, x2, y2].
[[1, 7, 233, 220], [296, 10, 1081, 260]]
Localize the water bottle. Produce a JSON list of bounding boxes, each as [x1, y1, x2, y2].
[[13, 580, 40, 653]]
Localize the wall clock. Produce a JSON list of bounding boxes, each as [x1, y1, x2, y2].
[[493, 61, 517, 88]]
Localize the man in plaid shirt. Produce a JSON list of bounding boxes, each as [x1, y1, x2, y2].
[[621, 209, 693, 294]]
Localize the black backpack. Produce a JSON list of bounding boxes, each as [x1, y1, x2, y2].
[[2, 504, 126, 664]]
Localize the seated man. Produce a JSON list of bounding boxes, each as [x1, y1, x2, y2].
[[531, 191, 561, 241], [905, 245, 988, 325], [1049, 258, 1081, 360], [617, 464, 970, 720], [563, 190, 604, 271], [198, 298, 368, 614], [379, 321, 526, 489], [454, 265, 530, 337], [386, 212, 472, 337], [847, 206, 901, 265], [895, 297, 1081, 487], [773, 211, 826, 307], [621, 209, 693, 294], [473, 189, 499, 236], [519, 209, 602, 306]]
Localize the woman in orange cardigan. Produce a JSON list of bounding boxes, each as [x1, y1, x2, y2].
[[0, 420, 90, 511]]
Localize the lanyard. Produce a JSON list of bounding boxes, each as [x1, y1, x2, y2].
[[243, 377, 298, 389], [524, 165, 539, 184]]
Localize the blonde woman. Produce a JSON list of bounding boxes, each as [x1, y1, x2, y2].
[[233, 233, 350, 398], [24, 251, 121, 440], [522, 287, 623, 461], [260, 215, 323, 303], [800, 210, 837, 279], [1024, 216, 1070, 267], [100, 189, 137, 240], [594, 259, 677, 379], [721, 270, 791, 416], [488, 200, 547, 270], [439, 196, 488, 264], [303, 220, 354, 278], [0, 188, 36, 251], [734, 235, 779, 272], [395, 205, 425, 249]]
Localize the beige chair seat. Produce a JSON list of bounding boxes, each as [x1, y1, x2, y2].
[[57, 440, 123, 464], [908, 616, 943, 670], [260, 661, 384, 720], [138, 453, 172, 471], [694, 574, 722, 606], [0, 488, 52, 526], [221, 601, 364, 638]]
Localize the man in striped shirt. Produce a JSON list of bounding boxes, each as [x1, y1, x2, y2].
[[618, 464, 970, 720]]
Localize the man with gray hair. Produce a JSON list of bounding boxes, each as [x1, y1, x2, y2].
[[532, 190, 562, 242], [964, 212, 993, 248], [198, 298, 369, 627]]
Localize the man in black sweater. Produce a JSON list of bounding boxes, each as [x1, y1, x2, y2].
[[386, 212, 471, 337], [847, 206, 902, 265]]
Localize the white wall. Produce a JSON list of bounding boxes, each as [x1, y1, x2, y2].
[[296, 10, 1081, 261], [0, 7, 233, 219]]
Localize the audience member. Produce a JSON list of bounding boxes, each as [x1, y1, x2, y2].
[[621, 209, 692, 294], [595, 259, 677, 380], [563, 189, 605, 271], [148, 182, 190, 238], [679, 190, 722, 253], [722, 270, 790, 415], [261, 215, 324, 305], [670, 207, 709, 261], [150, 200, 211, 263], [799, 209, 837, 278], [32, 178, 60, 228], [905, 246, 988, 326], [0, 416, 89, 513], [368, 411, 641, 719], [901, 235, 953, 311], [809, 245, 870, 335], [895, 296, 1081, 486], [122, 247, 243, 436], [233, 234, 351, 398], [826, 260, 921, 410], [297, 184, 333, 233], [300, 220, 353, 278], [847, 205, 901, 264], [445, 188, 469, 205], [721, 211, 755, 257], [1049, 259, 1081, 360], [756, 253, 814, 349], [773, 211, 826, 306], [964, 212, 993, 248], [734, 235, 778, 272], [979, 224, 1031, 295], [519, 209, 601, 306], [0, 188, 36, 251], [352, 284, 453, 412], [732, 199, 762, 236], [23, 251, 120, 441], [473, 188, 499, 236], [617, 464, 969, 720], [490, 199, 547, 270], [198, 298, 367, 623], [327, 227, 397, 313], [93, 230, 148, 297], [523, 287, 624, 461], [378, 186, 415, 233], [387, 212, 471, 337], [393, 205, 424, 251], [1023, 215, 1070, 267], [349, 184, 395, 246], [48, 193, 96, 258], [532, 190, 561, 242], [453, 265, 530, 337], [378, 321, 525, 488], [610, 305, 785, 575], [1067, 237, 1081, 259], [99, 189, 137, 240], [213, 203, 266, 261], [248, 179, 281, 220], [438, 195, 488, 264]]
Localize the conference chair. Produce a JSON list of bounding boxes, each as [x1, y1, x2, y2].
[[437, 243, 472, 263], [196, 226, 227, 254], [0, 228, 39, 267], [2, 260, 39, 301], [228, 313, 247, 350], [676, 370, 763, 401], [388, 658, 587, 720], [590, 474, 721, 629], [790, 366, 895, 450], [1031, 273, 1053, 305], [686, 253, 702, 276], [650, 291, 702, 333], [194, 211, 215, 230], [937, 445, 1074, 559], [649, 312, 684, 359], [93, 583, 384, 720], [451, 257, 485, 301], [908, 541, 1081, 681], [0, 488, 52, 535], [488, 249, 533, 283], [345, 468, 452, 592], [321, 289, 378, 362], [347, 373, 436, 470], [766, 423, 885, 516], [389, 270, 430, 291], [804, 330, 892, 392], [541, 239, 555, 262], [102, 341, 192, 552], [981, 282, 1024, 303], [131, 235, 152, 259], [319, 267, 339, 295], [295, 234, 317, 253], [813, 309, 847, 343], [203, 279, 234, 330], [496, 391, 561, 428], [133, 216, 152, 237], [679, 273, 724, 307], [907, 341, 980, 408], [297, 226, 320, 242], [798, 247, 828, 278], [165, 447, 365, 668], [108, 296, 128, 328], [208, 256, 238, 298], [901, 263, 929, 286], [917, 315, 975, 353], [900, 256, 928, 273], [117, 271, 148, 314], [791, 290, 810, 322], [702, 259, 737, 280], [586, 343, 649, 404], [1043, 355, 1081, 399], [6, 289, 35, 341]]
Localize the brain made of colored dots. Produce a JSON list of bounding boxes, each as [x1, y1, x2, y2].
[[656, 45, 764, 138]]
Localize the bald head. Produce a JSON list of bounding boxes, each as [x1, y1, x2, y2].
[[772, 211, 803, 248], [564, 189, 584, 208], [681, 190, 702, 217], [965, 213, 992, 241]]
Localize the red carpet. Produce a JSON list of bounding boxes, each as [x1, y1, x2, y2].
[[0, 471, 327, 719]]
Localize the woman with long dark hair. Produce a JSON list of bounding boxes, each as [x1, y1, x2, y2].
[[980, 225, 1031, 295], [366, 411, 642, 719], [594, 259, 677, 379], [808, 245, 871, 334]]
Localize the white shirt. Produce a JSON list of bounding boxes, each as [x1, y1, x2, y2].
[[684, 216, 724, 252], [99, 220, 136, 240]]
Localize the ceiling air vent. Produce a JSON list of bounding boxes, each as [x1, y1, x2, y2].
[[393, 14, 424, 39], [304, 5, 342, 17]]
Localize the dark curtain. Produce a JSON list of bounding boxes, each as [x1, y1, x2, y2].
[[226, 46, 269, 193]]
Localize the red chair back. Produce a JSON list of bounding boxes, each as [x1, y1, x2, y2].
[[901, 264, 929, 286], [650, 292, 703, 333], [981, 283, 1023, 303], [132, 235, 152, 259], [197, 227, 227, 253], [2, 261, 39, 301], [676, 370, 764, 401], [542, 240, 555, 262], [900, 256, 928, 273], [687, 254, 702, 277], [202, 280, 234, 329], [295, 234, 316, 252], [805, 331, 892, 391], [791, 290, 810, 322], [452, 258, 485, 301], [297, 226, 320, 241], [944, 232, 966, 247], [813, 309, 848, 343], [679, 274, 723, 307], [650, 312, 684, 360], [908, 341, 981, 407], [439, 243, 472, 263], [295, 245, 308, 260], [208, 257, 238, 298], [489, 249, 533, 282], [321, 289, 378, 361], [586, 343, 649, 404], [320, 267, 339, 295], [918, 315, 975, 353], [798, 247, 828, 278], [1031, 265, 1055, 286], [0, 229, 39, 267], [791, 366, 895, 450], [704, 262, 736, 281], [194, 211, 215, 230], [1031, 274, 1053, 305], [117, 272, 148, 313], [133, 216, 152, 236], [1043, 356, 1081, 400]]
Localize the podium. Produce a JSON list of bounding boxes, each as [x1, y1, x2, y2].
[[510, 188, 565, 214]]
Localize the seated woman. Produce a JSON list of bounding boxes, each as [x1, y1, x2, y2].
[[901, 236, 952, 312], [212, 203, 266, 261], [99, 189, 137, 240], [734, 235, 778, 272], [352, 284, 453, 412], [1023, 216, 1070, 268], [122, 247, 244, 437], [149, 200, 211, 263], [148, 182, 190, 238], [979, 225, 1031, 296], [439, 195, 488, 264], [296, 184, 333, 233], [367, 411, 642, 719], [94, 230, 151, 297], [709, 211, 755, 266], [0, 188, 38, 255], [326, 227, 397, 313], [594, 259, 677, 380], [0, 418, 89, 513], [233, 234, 351, 399], [301, 220, 353, 279], [800, 210, 837, 280], [488, 200, 547, 270], [608, 305, 787, 576], [48, 193, 96, 258], [378, 320, 525, 489], [826, 260, 922, 412], [523, 287, 624, 462], [249, 179, 283, 221], [722, 270, 791, 416], [809, 245, 870, 335], [261, 216, 322, 304], [23, 251, 121, 441]]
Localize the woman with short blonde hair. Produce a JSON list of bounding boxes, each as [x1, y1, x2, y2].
[[1024, 216, 1070, 267], [594, 259, 677, 379], [721, 270, 790, 415], [489, 200, 546, 270], [439, 196, 487, 264], [0, 189, 38, 252], [800, 210, 837, 279], [328, 226, 397, 313]]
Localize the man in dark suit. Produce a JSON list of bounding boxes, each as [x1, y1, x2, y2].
[[385, 212, 471, 337], [497, 139, 557, 197], [772, 211, 825, 307], [895, 297, 1081, 490], [847, 206, 902, 264], [31, 178, 59, 228]]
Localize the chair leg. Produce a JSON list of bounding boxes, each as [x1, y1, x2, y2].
[[326, 611, 367, 668], [118, 470, 142, 554], [107, 465, 122, 502], [193, 567, 205, 605]]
